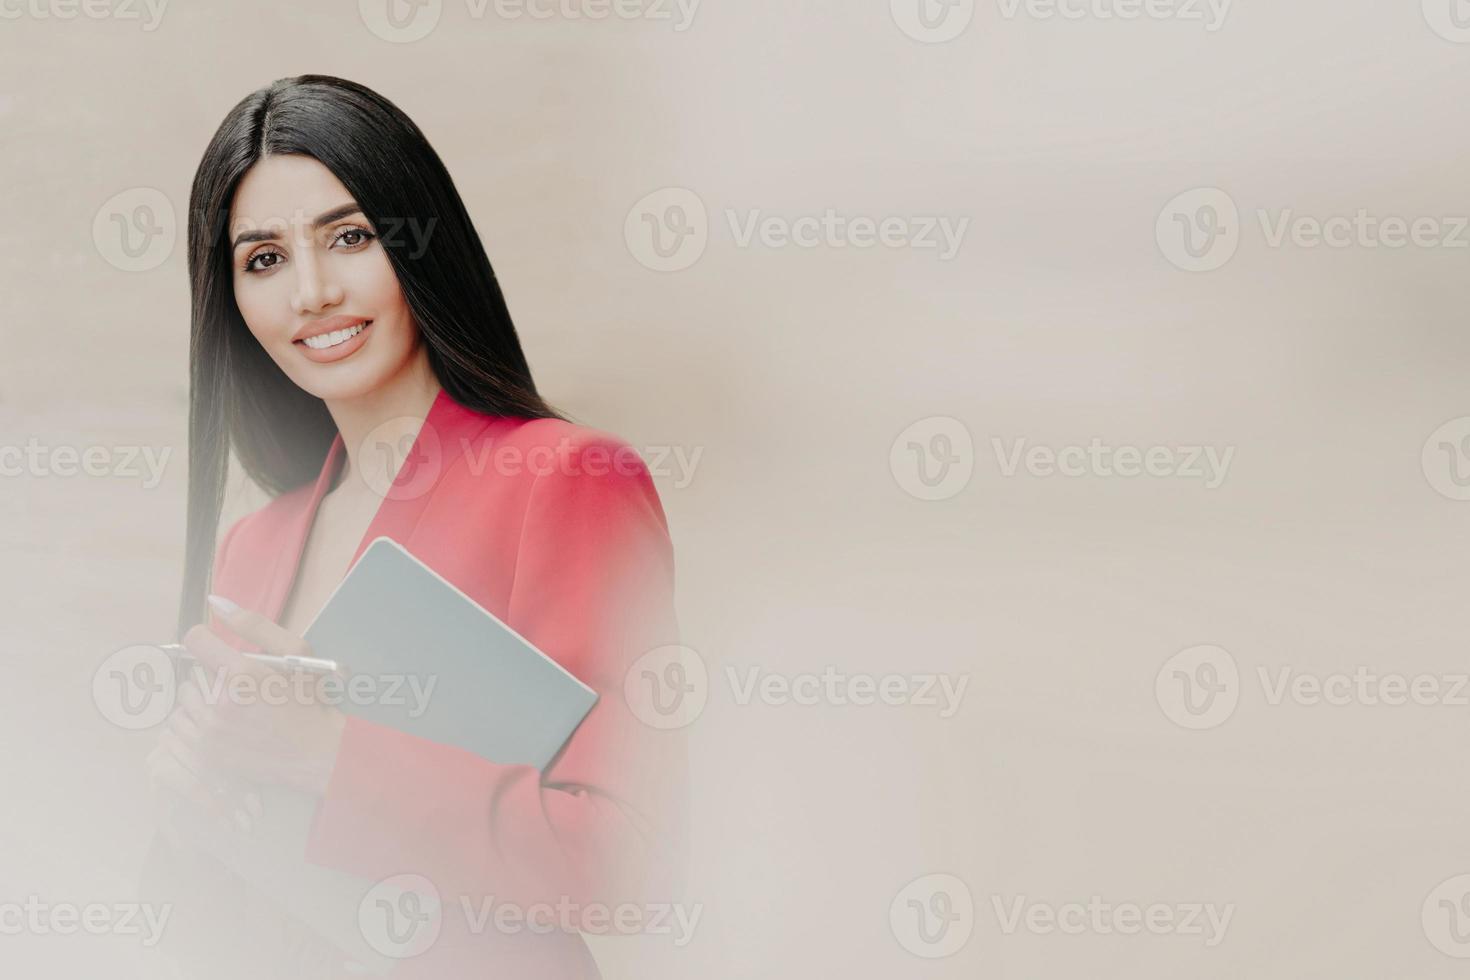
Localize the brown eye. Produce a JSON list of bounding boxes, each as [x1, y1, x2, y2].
[[332, 227, 375, 249], [244, 249, 283, 273]]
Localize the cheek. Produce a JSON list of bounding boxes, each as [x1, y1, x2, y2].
[[349, 255, 416, 353], [350, 251, 410, 314], [232, 274, 292, 346]]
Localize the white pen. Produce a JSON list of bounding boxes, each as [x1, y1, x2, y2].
[[157, 642, 341, 675]]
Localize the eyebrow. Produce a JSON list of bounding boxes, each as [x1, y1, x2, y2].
[[231, 203, 364, 250]]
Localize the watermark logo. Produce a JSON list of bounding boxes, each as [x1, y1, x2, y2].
[[1257, 209, 1470, 251], [188, 664, 439, 717], [94, 647, 439, 729], [359, 0, 443, 42], [359, 415, 444, 500], [359, 874, 443, 959], [995, 0, 1232, 30], [1155, 644, 1238, 730], [461, 895, 701, 945], [1422, 417, 1470, 501], [1162, 189, 1470, 271], [626, 187, 709, 272], [480, 0, 700, 28], [890, 873, 974, 958], [626, 189, 969, 270], [890, 0, 975, 43], [1257, 665, 1470, 708], [726, 666, 969, 718], [1423, 0, 1470, 43], [93, 187, 176, 272], [358, 877, 701, 952], [726, 209, 968, 260], [353, 420, 704, 500], [1423, 874, 1470, 957], [93, 644, 176, 730], [992, 436, 1233, 488], [890, 416, 974, 501], [0, 898, 172, 945], [0, 439, 172, 488], [992, 895, 1233, 945], [0, 0, 168, 30], [625, 644, 709, 729], [1156, 187, 1240, 273], [360, 0, 699, 38]]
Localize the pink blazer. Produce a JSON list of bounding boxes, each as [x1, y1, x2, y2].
[[197, 388, 688, 976]]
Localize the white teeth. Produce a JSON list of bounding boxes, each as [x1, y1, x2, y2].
[[302, 322, 367, 350]]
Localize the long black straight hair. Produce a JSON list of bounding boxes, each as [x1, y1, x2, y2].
[[177, 74, 561, 640]]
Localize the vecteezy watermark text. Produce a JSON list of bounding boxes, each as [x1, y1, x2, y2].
[[992, 436, 1234, 488], [185, 664, 438, 719], [992, 895, 1234, 946], [0, 897, 172, 946], [726, 665, 969, 719], [725, 209, 969, 261], [0, 0, 167, 29], [624, 188, 970, 272], [355, 418, 705, 502], [91, 644, 438, 731], [1158, 187, 1470, 272], [0, 439, 171, 489], [357, 0, 700, 43], [888, 874, 1233, 959], [621, 647, 970, 729], [357, 875, 701, 959], [995, 0, 1231, 30], [888, 418, 1234, 501], [1156, 644, 1470, 731]]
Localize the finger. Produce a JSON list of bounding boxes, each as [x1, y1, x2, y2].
[[157, 729, 227, 795], [159, 732, 258, 834], [154, 779, 232, 840], [150, 738, 232, 822], [174, 676, 228, 738], [151, 755, 216, 812], [168, 702, 250, 773], [175, 676, 202, 717], [167, 700, 206, 746], [206, 595, 314, 663], [184, 623, 269, 681]]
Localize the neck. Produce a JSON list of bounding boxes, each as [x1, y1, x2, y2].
[[323, 346, 442, 498]]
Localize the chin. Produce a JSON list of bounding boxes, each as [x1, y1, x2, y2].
[[284, 353, 402, 402]]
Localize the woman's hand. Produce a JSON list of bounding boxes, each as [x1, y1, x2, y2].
[[146, 724, 260, 845], [168, 597, 348, 799]]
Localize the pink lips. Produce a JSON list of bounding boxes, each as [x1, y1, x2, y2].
[[294, 318, 373, 364]]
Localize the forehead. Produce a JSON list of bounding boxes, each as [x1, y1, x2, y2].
[[229, 154, 355, 230]]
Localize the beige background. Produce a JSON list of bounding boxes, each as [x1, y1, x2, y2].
[[3, 0, 1470, 975]]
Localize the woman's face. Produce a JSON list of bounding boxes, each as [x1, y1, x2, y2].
[[229, 153, 420, 403]]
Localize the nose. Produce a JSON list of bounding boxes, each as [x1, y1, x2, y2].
[[290, 243, 345, 315]]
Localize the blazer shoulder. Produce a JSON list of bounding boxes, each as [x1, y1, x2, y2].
[[489, 416, 641, 456], [444, 416, 653, 487]]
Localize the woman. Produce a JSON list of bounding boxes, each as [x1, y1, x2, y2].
[[140, 74, 688, 978]]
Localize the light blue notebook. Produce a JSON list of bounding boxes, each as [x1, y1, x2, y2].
[[303, 536, 598, 771], [187, 537, 600, 973]]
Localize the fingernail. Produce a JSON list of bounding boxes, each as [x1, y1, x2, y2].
[[207, 594, 240, 617]]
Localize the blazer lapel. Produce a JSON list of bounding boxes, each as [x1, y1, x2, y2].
[[261, 387, 501, 626], [260, 430, 347, 626]]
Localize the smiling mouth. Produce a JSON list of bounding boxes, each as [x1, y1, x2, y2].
[[297, 319, 372, 350]]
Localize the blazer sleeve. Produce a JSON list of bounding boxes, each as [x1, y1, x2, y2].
[[302, 436, 690, 916]]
